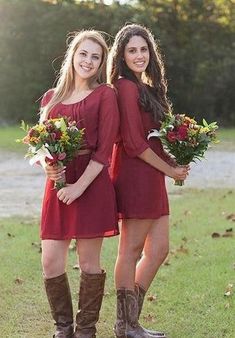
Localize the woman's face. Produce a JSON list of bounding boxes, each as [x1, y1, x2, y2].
[[123, 35, 150, 78], [73, 39, 103, 81]]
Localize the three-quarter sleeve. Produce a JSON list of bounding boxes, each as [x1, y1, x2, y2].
[[116, 79, 149, 157], [91, 87, 120, 166]]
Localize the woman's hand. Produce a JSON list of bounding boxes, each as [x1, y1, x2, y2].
[[57, 183, 84, 205], [168, 165, 190, 181], [44, 164, 65, 182]]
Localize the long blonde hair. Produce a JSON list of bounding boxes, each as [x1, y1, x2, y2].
[[40, 30, 108, 122]]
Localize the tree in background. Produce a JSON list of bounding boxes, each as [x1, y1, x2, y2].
[[0, 0, 234, 125]]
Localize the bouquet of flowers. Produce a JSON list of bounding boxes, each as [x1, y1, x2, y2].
[[148, 113, 219, 186], [17, 117, 84, 190]]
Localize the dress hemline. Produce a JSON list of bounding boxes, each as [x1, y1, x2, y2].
[[118, 212, 170, 220], [40, 229, 120, 240]]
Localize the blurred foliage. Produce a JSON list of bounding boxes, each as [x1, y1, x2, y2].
[[0, 0, 234, 125]]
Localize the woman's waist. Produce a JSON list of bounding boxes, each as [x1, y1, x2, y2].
[[76, 148, 92, 156]]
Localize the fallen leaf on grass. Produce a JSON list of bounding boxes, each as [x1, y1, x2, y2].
[[184, 210, 192, 216], [211, 228, 234, 238], [222, 232, 234, 238], [224, 283, 233, 297], [226, 213, 235, 221], [222, 228, 233, 237], [14, 278, 23, 284], [147, 295, 157, 302], [176, 245, 189, 254], [163, 257, 170, 266], [211, 232, 221, 238], [7, 232, 15, 238], [143, 314, 156, 322]]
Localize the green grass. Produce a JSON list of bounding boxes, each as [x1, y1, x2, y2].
[[0, 125, 26, 152], [215, 128, 235, 151], [0, 126, 234, 153], [0, 189, 234, 338]]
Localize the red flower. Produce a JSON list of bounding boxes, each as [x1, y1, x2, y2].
[[177, 125, 188, 141], [54, 130, 62, 140], [28, 128, 39, 138], [45, 122, 54, 132], [167, 131, 177, 143]]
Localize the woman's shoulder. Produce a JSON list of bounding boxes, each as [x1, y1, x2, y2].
[[115, 78, 139, 93], [41, 88, 54, 106], [98, 83, 117, 99]]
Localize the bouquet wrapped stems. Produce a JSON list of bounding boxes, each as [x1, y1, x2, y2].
[[174, 162, 189, 186], [174, 178, 184, 186], [54, 162, 66, 190]]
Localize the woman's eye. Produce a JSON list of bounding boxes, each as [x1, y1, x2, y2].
[[129, 49, 135, 53], [92, 55, 100, 60], [80, 52, 86, 56], [142, 47, 148, 52]]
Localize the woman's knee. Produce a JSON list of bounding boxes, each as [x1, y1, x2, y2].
[[118, 243, 144, 263], [41, 253, 65, 278], [78, 257, 101, 274], [145, 243, 169, 265]]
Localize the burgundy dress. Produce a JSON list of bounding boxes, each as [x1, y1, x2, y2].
[[40, 84, 119, 240], [111, 78, 170, 219]]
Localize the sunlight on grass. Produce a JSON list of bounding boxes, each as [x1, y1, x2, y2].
[[0, 189, 234, 337]]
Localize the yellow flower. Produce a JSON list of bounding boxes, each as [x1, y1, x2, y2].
[[36, 125, 46, 133], [60, 131, 70, 144], [29, 136, 40, 144], [200, 127, 210, 133]]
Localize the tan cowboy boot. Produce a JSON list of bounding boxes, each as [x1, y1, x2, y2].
[[74, 270, 106, 338], [44, 273, 74, 338], [135, 284, 166, 337], [114, 288, 156, 338]]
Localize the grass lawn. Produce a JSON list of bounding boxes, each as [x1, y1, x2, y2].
[[0, 126, 234, 153], [0, 189, 234, 338]]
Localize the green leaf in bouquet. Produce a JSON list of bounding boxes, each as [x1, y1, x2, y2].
[[35, 142, 43, 151], [60, 118, 67, 132], [20, 120, 30, 132], [202, 119, 209, 127]]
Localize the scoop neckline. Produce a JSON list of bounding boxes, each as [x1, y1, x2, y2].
[[60, 83, 106, 106]]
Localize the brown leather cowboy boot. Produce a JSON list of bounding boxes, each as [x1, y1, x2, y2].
[[135, 284, 166, 338], [44, 273, 74, 338], [74, 270, 106, 338], [114, 288, 156, 338]]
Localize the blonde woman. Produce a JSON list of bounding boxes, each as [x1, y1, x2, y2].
[[40, 30, 119, 338]]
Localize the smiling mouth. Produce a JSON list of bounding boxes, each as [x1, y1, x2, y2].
[[134, 62, 146, 67], [80, 65, 92, 71]]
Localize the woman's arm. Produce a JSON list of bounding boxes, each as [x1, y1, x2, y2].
[[57, 160, 103, 205], [138, 148, 189, 181]]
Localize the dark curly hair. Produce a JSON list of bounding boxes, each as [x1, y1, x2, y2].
[[108, 24, 172, 122]]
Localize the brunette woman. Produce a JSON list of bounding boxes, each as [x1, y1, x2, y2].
[[108, 24, 189, 338]]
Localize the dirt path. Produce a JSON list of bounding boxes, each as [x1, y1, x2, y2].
[[0, 150, 234, 218]]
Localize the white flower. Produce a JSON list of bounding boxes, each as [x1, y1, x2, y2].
[[147, 129, 161, 140], [29, 145, 53, 168]]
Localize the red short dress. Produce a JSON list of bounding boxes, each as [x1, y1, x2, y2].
[[111, 78, 170, 220], [40, 84, 119, 240]]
